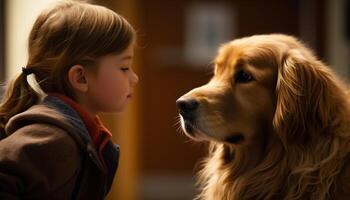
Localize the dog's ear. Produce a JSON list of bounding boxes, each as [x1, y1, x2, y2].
[[273, 49, 341, 146]]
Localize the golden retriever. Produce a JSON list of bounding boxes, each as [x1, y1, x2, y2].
[[176, 34, 350, 200]]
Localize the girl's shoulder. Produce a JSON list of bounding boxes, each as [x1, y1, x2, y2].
[[0, 121, 81, 159], [0, 114, 82, 196], [4, 96, 89, 149], [1, 101, 83, 156]]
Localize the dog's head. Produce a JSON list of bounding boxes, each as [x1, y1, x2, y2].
[[177, 34, 341, 147]]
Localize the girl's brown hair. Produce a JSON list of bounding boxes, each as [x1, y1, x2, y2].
[[0, 0, 136, 137]]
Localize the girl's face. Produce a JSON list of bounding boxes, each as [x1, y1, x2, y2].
[[85, 44, 139, 114]]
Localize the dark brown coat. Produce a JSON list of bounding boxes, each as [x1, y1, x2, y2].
[[0, 96, 119, 200]]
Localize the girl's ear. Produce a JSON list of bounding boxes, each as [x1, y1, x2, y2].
[[68, 65, 88, 93]]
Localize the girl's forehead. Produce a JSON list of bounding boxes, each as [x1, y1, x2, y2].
[[94, 44, 134, 65], [98, 52, 133, 65], [112, 44, 134, 59]]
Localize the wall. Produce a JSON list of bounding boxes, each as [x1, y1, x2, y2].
[[0, 0, 4, 83], [5, 0, 59, 80], [326, 0, 350, 79]]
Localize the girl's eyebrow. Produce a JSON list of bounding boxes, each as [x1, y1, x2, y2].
[[121, 55, 133, 61]]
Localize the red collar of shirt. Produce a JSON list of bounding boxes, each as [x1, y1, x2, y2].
[[48, 93, 112, 152]]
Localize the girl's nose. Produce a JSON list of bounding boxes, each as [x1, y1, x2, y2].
[[131, 71, 139, 85]]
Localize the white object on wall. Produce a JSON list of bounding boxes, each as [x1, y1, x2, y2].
[[184, 3, 236, 67]]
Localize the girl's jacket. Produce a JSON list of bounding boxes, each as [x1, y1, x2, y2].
[[0, 95, 120, 199]]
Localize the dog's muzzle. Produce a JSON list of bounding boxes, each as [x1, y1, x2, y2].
[[176, 97, 199, 134], [176, 98, 199, 119]]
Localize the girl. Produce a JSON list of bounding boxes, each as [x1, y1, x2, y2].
[[0, 1, 138, 199]]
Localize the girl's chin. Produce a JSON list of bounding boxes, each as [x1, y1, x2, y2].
[[104, 97, 132, 113], [100, 104, 128, 114], [115, 102, 130, 112]]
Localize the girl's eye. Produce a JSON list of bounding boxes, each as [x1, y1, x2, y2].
[[234, 70, 253, 83], [121, 67, 130, 72]]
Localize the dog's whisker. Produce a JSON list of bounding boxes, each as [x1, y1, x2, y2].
[[176, 124, 184, 134], [172, 115, 183, 128], [172, 119, 181, 128], [184, 138, 195, 144]]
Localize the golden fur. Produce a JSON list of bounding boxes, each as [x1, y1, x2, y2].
[[177, 34, 350, 199]]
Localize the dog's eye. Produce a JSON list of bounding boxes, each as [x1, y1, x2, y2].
[[234, 71, 253, 83]]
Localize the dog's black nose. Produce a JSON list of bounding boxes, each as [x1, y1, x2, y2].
[[176, 98, 199, 116]]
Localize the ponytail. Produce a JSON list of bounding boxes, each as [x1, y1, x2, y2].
[[0, 72, 40, 138]]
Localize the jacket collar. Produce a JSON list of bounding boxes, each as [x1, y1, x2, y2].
[[42, 95, 107, 171], [48, 93, 112, 150]]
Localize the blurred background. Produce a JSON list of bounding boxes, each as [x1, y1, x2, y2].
[[0, 0, 350, 199]]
